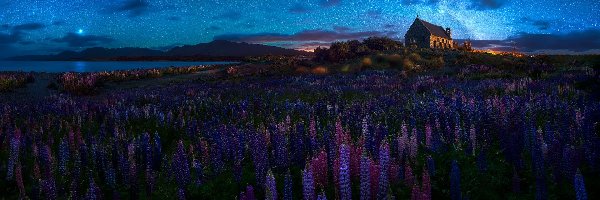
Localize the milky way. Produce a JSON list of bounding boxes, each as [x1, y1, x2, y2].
[[0, 0, 599, 57]]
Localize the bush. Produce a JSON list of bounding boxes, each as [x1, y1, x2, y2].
[[311, 66, 329, 75]]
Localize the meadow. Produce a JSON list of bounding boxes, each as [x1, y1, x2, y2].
[[0, 55, 598, 200]]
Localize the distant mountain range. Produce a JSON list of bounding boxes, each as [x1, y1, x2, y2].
[[8, 40, 309, 61]]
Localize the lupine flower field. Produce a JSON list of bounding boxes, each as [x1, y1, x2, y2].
[[0, 63, 599, 200]]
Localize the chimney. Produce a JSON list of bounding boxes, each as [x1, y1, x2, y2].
[[445, 28, 451, 38]]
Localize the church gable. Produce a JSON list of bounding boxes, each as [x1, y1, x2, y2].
[[405, 17, 455, 49]]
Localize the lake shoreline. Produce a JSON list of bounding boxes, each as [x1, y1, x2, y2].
[[0, 60, 239, 73]]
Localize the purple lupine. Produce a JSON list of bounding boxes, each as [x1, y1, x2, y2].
[[450, 160, 461, 200], [574, 170, 588, 200], [426, 156, 435, 177], [153, 132, 162, 171], [360, 152, 371, 200], [303, 165, 315, 200], [6, 133, 20, 180], [173, 140, 191, 198], [128, 143, 139, 198], [41, 178, 57, 199], [422, 168, 431, 200], [15, 162, 25, 198], [317, 192, 328, 200], [245, 185, 257, 200], [192, 158, 203, 186], [339, 144, 351, 200], [142, 133, 154, 196], [405, 163, 414, 187], [469, 124, 476, 155], [251, 131, 268, 188], [411, 183, 422, 200], [283, 170, 293, 200], [58, 138, 69, 176], [265, 170, 278, 200], [425, 123, 432, 149], [85, 177, 100, 200], [377, 142, 390, 200], [409, 128, 418, 160]]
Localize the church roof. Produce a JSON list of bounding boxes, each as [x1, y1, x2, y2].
[[416, 18, 451, 39]]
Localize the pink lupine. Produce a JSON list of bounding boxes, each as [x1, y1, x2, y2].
[[425, 123, 432, 149], [422, 168, 431, 200], [469, 124, 476, 155], [405, 163, 414, 187], [311, 150, 328, 187], [411, 184, 422, 200], [409, 128, 418, 160]]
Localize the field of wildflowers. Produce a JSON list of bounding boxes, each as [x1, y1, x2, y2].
[[0, 62, 598, 199], [0, 72, 34, 92]]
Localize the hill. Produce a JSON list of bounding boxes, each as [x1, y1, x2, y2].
[[7, 40, 309, 61]]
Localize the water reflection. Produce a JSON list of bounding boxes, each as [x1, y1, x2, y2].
[[0, 61, 237, 73]]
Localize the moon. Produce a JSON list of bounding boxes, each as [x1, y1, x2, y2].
[[77, 29, 84, 34]]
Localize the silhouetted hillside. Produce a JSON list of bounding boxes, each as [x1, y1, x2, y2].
[[7, 40, 308, 61], [167, 40, 309, 57]]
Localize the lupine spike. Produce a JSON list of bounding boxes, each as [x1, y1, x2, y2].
[[339, 144, 351, 200], [360, 152, 371, 200], [303, 166, 315, 200], [377, 142, 390, 200], [265, 170, 278, 200], [574, 170, 588, 200]]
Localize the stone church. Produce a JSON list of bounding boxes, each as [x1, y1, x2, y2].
[[405, 17, 457, 49]]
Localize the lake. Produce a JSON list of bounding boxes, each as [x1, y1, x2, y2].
[[0, 61, 238, 73]]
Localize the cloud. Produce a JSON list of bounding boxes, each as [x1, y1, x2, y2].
[[167, 16, 181, 21], [289, 4, 310, 14], [214, 29, 397, 43], [52, 20, 66, 26], [13, 23, 45, 31], [521, 17, 551, 30], [0, 32, 22, 45], [104, 0, 150, 17], [402, 0, 439, 5], [206, 25, 222, 32], [333, 26, 352, 32], [213, 11, 242, 21], [468, 0, 505, 10], [51, 32, 115, 47], [320, 0, 341, 7], [462, 29, 600, 53], [366, 10, 382, 18]]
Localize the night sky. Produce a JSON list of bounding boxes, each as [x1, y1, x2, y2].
[[1, 0, 599, 58]]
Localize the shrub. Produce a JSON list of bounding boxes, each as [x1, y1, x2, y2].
[[311, 66, 329, 75]]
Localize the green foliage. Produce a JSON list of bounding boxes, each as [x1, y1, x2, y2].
[[314, 37, 403, 62]]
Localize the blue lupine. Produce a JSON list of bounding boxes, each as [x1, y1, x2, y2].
[[59, 138, 70, 176], [7, 135, 20, 180], [265, 170, 278, 200], [450, 160, 461, 200], [251, 131, 268, 188], [193, 158, 203, 186], [173, 140, 191, 197], [377, 142, 390, 200], [339, 144, 351, 200], [284, 170, 293, 200], [317, 192, 328, 200], [360, 152, 371, 200], [574, 170, 588, 200], [303, 166, 315, 200]]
